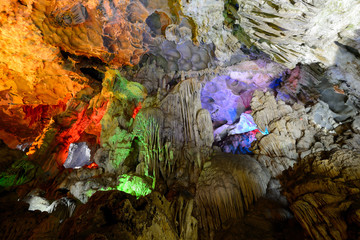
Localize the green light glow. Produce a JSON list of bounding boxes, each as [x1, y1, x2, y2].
[[116, 174, 153, 198], [85, 189, 97, 198], [94, 71, 174, 193], [0, 159, 38, 187], [132, 113, 160, 174], [103, 69, 146, 102], [86, 174, 153, 199], [132, 113, 175, 187], [100, 70, 147, 170], [107, 127, 132, 168]]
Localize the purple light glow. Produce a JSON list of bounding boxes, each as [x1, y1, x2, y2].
[[219, 130, 258, 154], [201, 72, 277, 154]]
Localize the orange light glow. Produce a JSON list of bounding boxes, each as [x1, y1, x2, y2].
[[87, 162, 99, 169], [26, 118, 56, 156]]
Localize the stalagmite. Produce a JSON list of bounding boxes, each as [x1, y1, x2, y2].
[[1, 0, 360, 239]]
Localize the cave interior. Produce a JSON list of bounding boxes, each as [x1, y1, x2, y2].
[[1, 0, 360, 239]]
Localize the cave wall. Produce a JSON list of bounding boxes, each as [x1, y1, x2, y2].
[[1, 0, 360, 240]]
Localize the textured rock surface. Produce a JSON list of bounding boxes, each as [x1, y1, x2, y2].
[[201, 60, 285, 125], [213, 179, 304, 240], [153, 39, 216, 73], [278, 64, 358, 121], [31, 0, 149, 66], [60, 190, 197, 240], [0, 0, 88, 147], [136, 78, 214, 190], [251, 91, 306, 176], [95, 70, 146, 174], [180, 0, 241, 63], [64, 77, 214, 202], [25, 89, 108, 175], [250, 90, 352, 177], [2, 0, 360, 239], [352, 116, 360, 134], [182, 0, 360, 68], [180, 0, 360, 108], [63, 142, 91, 169], [0, 188, 79, 240], [0, 193, 51, 240], [195, 152, 270, 238], [0, 140, 25, 172], [280, 149, 360, 240], [235, 0, 360, 67], [183, 0, 360, 68]]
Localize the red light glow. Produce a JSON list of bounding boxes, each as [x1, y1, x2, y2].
[[56, 100, 109, 166], [132, 102, 142, 118], [87, 162, 99, 169]]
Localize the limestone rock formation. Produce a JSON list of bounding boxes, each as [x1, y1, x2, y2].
[[280, 149, 360, 240], [112, 78, 214, 190], [180, 0, 241, 63], [251, 91, 307, 176], [278, 64, 358, 121], [153, 39, 216, 73], [213, 179, 304, 240], [31, 0, 149, 66], [0, 193, 51, 240], [201, 60, 285, 126], [62, 77, 214, 202], [2, 0, 360, 239], [63, 142, 92, 169], [195, 152, 270, 238], [235, 0, 360, 67], [60, 190, 197, 240], [0, 0, 88, 147], [250, 90, 352, 177], [182, 0, 360, 69], [0, 140, 25, 172]]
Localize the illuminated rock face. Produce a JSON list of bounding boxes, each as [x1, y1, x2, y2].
[[1, 0, 360, 239], [0, 0, 88, 146], [201, 69, 283, 125], [0, 0, 85, 106], [180, 0, 241, 63], [31, 0, 149, 66], [63, 142, 91, 169], [200, 60, 283, 153], [95, 70, 146, 174], [182, 0, 360, 68], [0, 0, 151, 146]]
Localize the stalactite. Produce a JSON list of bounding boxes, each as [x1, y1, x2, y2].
[[195, 153, 270, 238]]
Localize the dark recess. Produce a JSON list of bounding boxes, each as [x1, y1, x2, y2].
[[80, 67, 105, 82], [335, 41, 360, 59]]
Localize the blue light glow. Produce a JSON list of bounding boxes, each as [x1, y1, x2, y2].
[[229, 113, 269, 135], [258, 127, 269, 135], [269, 76, 283, 89], [221, 130, 258, 154], [229, 113, 258, 135]]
